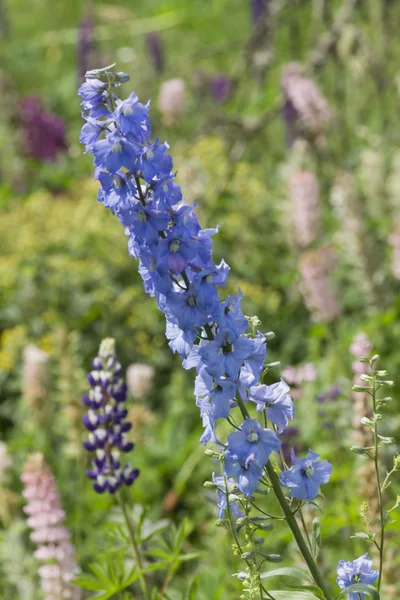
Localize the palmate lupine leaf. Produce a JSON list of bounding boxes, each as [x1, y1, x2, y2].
[[74, 553, 169, 599]]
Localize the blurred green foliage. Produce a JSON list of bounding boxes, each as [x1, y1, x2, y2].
[[1, 0, 400, 598]]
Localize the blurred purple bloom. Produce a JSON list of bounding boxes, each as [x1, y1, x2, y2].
[[210, 74, 233, 103], [20, 97, 68, 162], [77, 7, 96, 83], [250, 0, 269, 25], [146, 32, 165, 73]]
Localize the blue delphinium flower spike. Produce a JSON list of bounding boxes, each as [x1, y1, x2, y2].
[[279, 449, 332, 502], [82, 338, 139, 493], [336, 554, 379, 600]]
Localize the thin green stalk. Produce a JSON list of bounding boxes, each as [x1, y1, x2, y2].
[[371, 373, 385, 591], [116, 492, 150, 600], [299, 507, 313, 554], [235, 395, 333, 600]]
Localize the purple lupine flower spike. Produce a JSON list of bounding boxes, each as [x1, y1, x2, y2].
[[146, 32, 165, 73], [82, 338, 139, 493]]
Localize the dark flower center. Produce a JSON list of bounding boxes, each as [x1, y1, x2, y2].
[[187, 293, 197, 307], [222, 341, 233, 354]]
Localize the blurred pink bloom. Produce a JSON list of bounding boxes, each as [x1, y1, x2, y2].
[[298, 248, 340, 322], [289, 171, 321, 247], [157, 79, 186, 125], [281, 62, 331, 142], [21, 454, 81, 600], [389, 220, 400, 280], [126, 363, 155, 399], [349, 332, 372, 358]]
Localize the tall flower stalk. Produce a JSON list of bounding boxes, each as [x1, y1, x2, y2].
[[351, 353, 398, 593], [21, 454, 81, 600], [77, 64, 388, 600], [82, 337, 149, 599]]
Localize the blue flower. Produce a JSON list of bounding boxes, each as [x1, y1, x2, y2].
[[166, 322, 197, 358], [154, 234, 201, 276], [227, 419, 281, 468], [224, 451, 263, 496], [96, 169, 137, 210], [249, 379, 294, 433], [201, 259, 230, 287], [279, 449, 332, 502], [170, 201, 201, 237], [336, 554, 379, 600], [137, 249, 173, 295], [218, 291, 248, 335], [118, 203, 170, 245], [199, 328, 254, 379], [78, 79, 110, 116], [137, 141, 173, 183], [239, 331, 267, 387], [80, 115, 110, 151], [152, 176, 182, 210], [164, 276, 220, 331], [114, 92, 151, 141], [195, 368, 236, 425], [92, 131, 139, 173], [212, 473, 244, 521]]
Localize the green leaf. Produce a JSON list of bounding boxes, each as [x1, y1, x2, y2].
[[73, 575, 105, 591], [286, 583, 326, 598], [350, 532, 370, 540], [260, 567, 313, 584], [311, 517, 321, 560], [184, 576, 200, 600], [334, 583, 380, 599], [268, 592, 321, 600]]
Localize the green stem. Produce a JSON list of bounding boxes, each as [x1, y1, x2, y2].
[[116, 492, 149, 600], [299, 507, 313, 553], [235, 395, 333, 600], [371, 373, 385, 591]]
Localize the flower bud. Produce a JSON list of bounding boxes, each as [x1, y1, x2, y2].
[[352, 385, 368, 393], [203, 481, 218, 489], [261, 553, 282, 563], [393, 455, 400, 471], [264, 331, 276, 341]]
